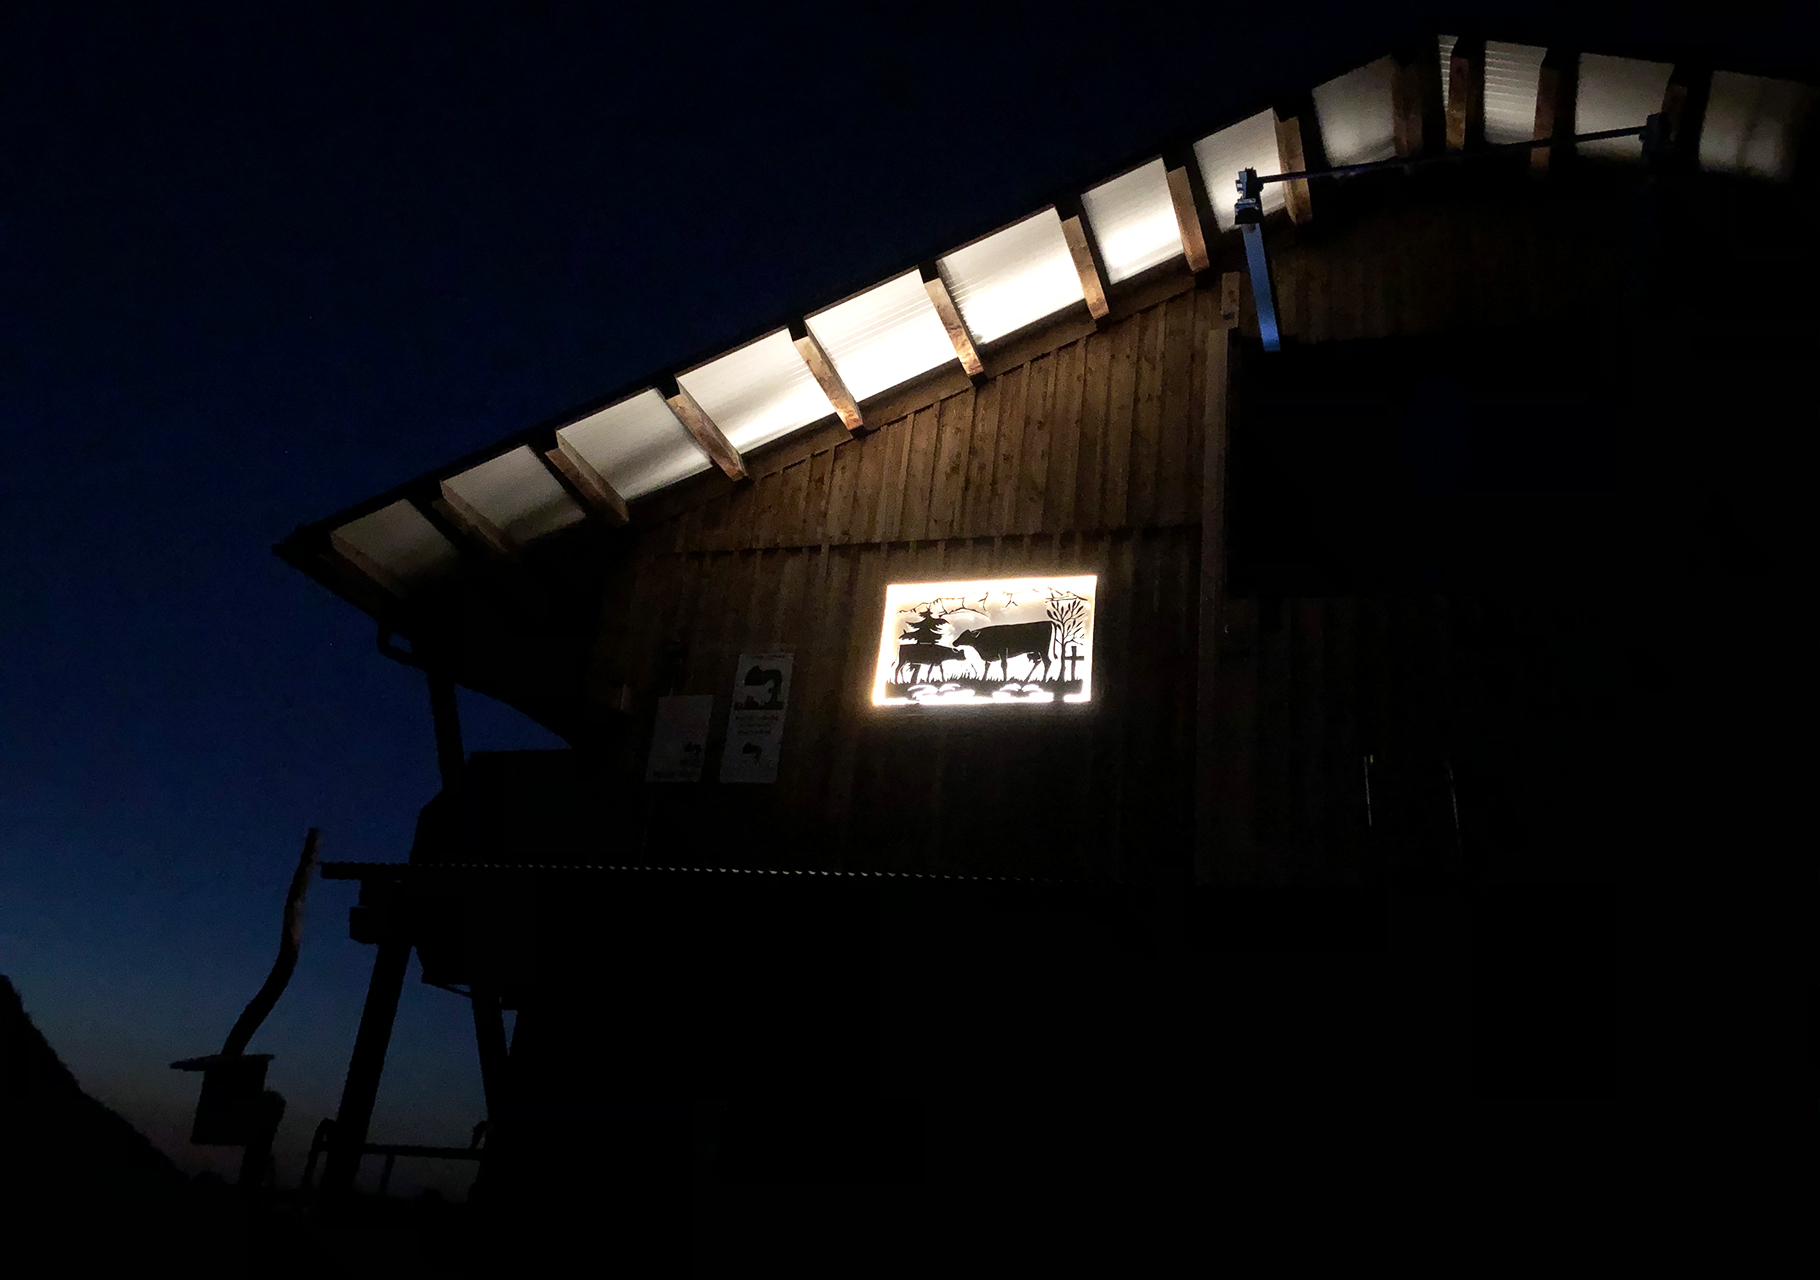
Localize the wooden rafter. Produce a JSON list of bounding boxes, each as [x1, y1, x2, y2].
[[1447, 37, 1486, 150], [1057, 205, 1111, 320], [1533, 48, 1578, 175], [327, 529, 410, 603], [1274, 110, 1314, 225], [920, 265, 984, 377], [1662, 64, 1711, 170], [1392, 44, 1443, 156], [1165, 164, 1211, 272], [433, 485, 516, 559], [543, 437, 631, 524], [665, 385, 748, 481], [790, 323, 865, 432]]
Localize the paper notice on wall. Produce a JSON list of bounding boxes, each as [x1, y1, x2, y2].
[[721, 651, 792, 783], [646, 694, 714, 782]]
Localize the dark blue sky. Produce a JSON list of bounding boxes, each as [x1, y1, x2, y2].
[[2, 2, 1804, 1191]]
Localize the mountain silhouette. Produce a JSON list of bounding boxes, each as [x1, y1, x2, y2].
[[0, 974, 213, 1262]]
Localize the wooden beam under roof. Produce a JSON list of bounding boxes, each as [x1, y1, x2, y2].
[[326, 528, 411, 605], [919, 263, 984, 378], [1533, 47, 1577, 175], [1055, 198, 1111, 321], [543, 437, 630, 524], [1447, 36, 1486, 150], [433, 485, 517, 559], [1393, 41, 1445, 157], [1274, 108, 1315, 225], [788, 321, 865, 432], [1164, 161, 1212, 272], [663, 383, 748, 481], [1661, 63, 1711, 170]]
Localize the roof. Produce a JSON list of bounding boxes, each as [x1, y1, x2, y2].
[[277, 35, 1815, 619]]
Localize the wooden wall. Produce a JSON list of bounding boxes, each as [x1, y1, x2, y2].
[[572, 183, 1644, 887]]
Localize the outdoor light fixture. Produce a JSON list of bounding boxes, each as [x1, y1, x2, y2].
[[1234, 168, 1282, 352], [872, 576, 1097, 707]]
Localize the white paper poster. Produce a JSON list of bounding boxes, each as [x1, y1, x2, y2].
[[646, 694, 714, 782], [721, 651, 792, 783]]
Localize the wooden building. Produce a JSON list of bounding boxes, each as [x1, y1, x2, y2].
[[277, 31, 1813, 1246]]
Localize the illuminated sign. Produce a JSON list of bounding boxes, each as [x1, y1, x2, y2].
[[872, 576, 1097, 706]]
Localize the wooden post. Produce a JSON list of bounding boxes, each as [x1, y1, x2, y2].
[[319, 933, 411, 1201], [1533, 48, 1578, 176], [470, 979, 512, 1120], [1274, 109, 1314, 225], [1195, 281, 1240, 884], [1447, 37, 1486, 150]]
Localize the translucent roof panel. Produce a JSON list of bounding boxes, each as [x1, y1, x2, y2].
[[676, 330, 836, 454], [1313, 56, 1399, 166], [937, 209, 1085, 345], [806, 271, 957, 403], [1700, 71, 1816, 182], [1483, 41, 1548, 145], [444, 446, 586, 546], [557, 389, 712, 500], [1080, 159, 1183, 284], [1576, 53, 1673, 161], [1194, 110, 1287, 231], [331, 499, 459, 595]]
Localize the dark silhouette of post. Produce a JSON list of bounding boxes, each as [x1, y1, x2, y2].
[[320, 931, 410, 1200]]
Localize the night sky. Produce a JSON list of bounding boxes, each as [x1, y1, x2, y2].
[[2, 3, 1807, 1192]]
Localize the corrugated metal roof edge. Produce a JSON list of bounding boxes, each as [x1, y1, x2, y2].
[[275, 27, 1817, 566], [320, 860, 1088, 885]]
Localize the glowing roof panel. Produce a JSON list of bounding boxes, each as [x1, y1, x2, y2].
[[806, 271, 958, 402], [676, 330, 836, 454], [557, 389, 712, 501], [1080, 159, 1183, 283], [937, 209, 1085, 345]]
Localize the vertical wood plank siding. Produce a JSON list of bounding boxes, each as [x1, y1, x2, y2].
[[590, 194, 1629, 885]]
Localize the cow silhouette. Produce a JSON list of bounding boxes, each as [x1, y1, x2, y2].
[[896, 642, 966, 684], [952, 621, 1055, 682]]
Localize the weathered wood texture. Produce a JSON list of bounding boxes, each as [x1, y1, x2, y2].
[[598, 529, 1199, 882], [574, 190, 1639, 885], [646, 192, 1621, 555]]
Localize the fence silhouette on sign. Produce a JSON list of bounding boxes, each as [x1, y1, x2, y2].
[[874, 577, 1096, 706]]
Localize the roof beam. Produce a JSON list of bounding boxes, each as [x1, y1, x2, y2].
[[1533, 48, 1578, 176], [1392, 43, 1443, 157], [1274, 108, 1315, 225], [919, 263, 985, 378], [543, 437, 631, 524], [788, 321, 865, 431], [1447, 36, 1486, 150], [663, 383, 747, 481], [432, 485, 517, 559], [1661, 64, 1711, 171], [1164, 160, 1212, 272], [325, 530, 410, 605], [1055, 199, 1111, 320]]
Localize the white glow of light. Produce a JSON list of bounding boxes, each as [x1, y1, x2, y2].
[[1577, 53, 1674, 161], [1194, 111, 1287, 231], [1438, 35, 1457, 113], [1313, 56, 1399, 166], [331, 500, 459, 592], [806, 271, 958, 402], [872, 576, 1097, 708], [1483, 41, 1548, 145], [444, 446, 586, 545], [1081, 159, 1183, 283], [938, 210, 1086, 345], [1700, 71, 1816, 182], [677, 330, 837, 454], [557, 389, 712, 500]]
